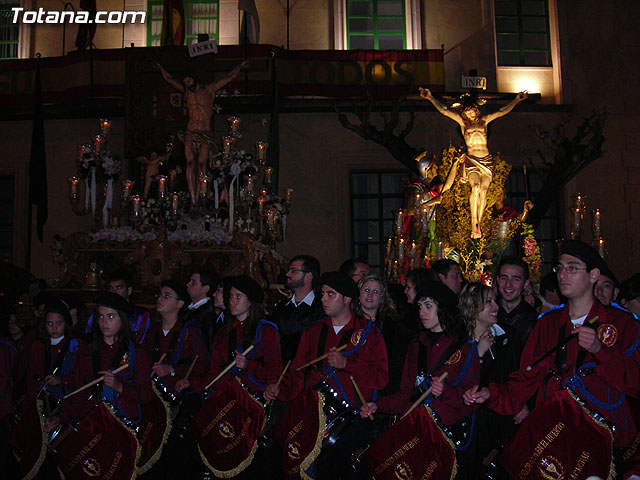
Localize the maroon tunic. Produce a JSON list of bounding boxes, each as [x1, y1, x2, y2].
[[376, 331, 480, 425], [278, 314, 388, 407], [189, 318, 282, 394], [143, 319, 209, 391], [487, 300, 640, 447]]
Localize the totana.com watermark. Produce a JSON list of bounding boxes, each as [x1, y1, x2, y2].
[[10, 7, 146, 24]]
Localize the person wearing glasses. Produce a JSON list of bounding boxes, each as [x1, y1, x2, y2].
[[464, 240, 640, 463], [142, 280, 209, 478], [270, 255, 324, 363]]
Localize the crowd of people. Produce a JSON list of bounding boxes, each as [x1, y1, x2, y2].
[[1, 239, 639, 479]]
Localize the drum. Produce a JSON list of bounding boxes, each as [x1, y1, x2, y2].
[[316, 382, 358, 448], [365, 405, 457, 480], [136, 383, 172, 474], [273, 382, 359, 480], [153, 375, 181, 420], [9, 399, 47, 480], [191, 377, 266, 478], [499, 389, 614, 480], [49, 401, 141, 480]]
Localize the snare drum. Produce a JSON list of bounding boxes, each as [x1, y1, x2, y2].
[[49, 401, 141, 480], [315, 382, 358, 448]]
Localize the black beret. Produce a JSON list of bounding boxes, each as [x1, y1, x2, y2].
[[320, 272, 359, 299], [160, 279, 190, 304], [230, 275, 264, 304], [416, 281, 459, 309], [96, 291, 134, 315], [559, 240, 607, 272], [44, 298, 72, 326]]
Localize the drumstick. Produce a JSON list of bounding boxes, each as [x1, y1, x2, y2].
[[63, 363, 130, 399], [525, 315, 599, 371], [155, 353, 167, 365], [401, 372, 448, 420], [296, 344, 348, 371], [183, 355, 199, 382], [350, 376, 373, 421], [204, 345, 254, 390], [265, 361, 291, 405]]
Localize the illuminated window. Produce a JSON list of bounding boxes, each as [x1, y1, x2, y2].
[[494, 0, 551, 66], [346, 0, 406, 50], [0, 5, 19, 59], [147, 0, 219, 47]]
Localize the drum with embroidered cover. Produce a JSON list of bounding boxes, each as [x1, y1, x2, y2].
[[499, 389, 614, 480], [365, 405, 456, 480], [10, 399, 48, 480], [191, 377, 266, 478], [49, 401, 140, 480], [136, 382, 172, 473], [273, 388, 324, 480]]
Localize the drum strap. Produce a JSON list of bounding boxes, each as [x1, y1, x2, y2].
[[316, 323, 355, 359], [554, 325, 568, 373], [44, 337, 71, 376], [152, 327, 180, 363], [413, 337, 465, 396]]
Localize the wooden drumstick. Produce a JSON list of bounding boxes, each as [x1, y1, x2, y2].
[[63, 363, 130, 399], [350, 376, 373, 421], [205, 345, 254, 390], [183, 355, 199, 382], [296, 344, 347, 371], [265, 361, 291, 405], [401, 372, 448, 420], [155, 353, 167, 365]]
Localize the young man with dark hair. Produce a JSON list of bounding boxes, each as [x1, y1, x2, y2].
[[496, 256, 538, 344], [594, 263, 620, 307], [85, 269, 151, 344], [465, 240, 640, 469], [270, 255, 324, 362], [432, 259, 464, 294], [538, 271, 564, 313], [184, 269, 221, 351]]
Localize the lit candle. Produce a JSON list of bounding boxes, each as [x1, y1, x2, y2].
[[78, 143, 91, 161], [223, 136, 234, 155], [260, 187, 268, 197], [168, 170, 177, 190], [386, 237, 393, 259], [93, 135, 104, 155], [246, 175, 254, 196], [256, 142, 267, 163], [410, 241, 417, 268], [171, 194, 179, 216], [570, 208, 582, 240], [421, 205, 430, 232], [131, 195, 141, 217], [257, 196, 266, 214], [437, 242, 443, 260], [574, 193, 585, 211], [396, 209, 405, 235], [157, 175, 167, 199], [99, 118, 112, 137], [227, 116, 240, 136], [592, 209, 601, 236], [68, 176, 80, 200], [121, 180, 133, 201], [199, 176, 209, 198], [264, 166, 273, 184], [398, 239, 405, 263], [598, 238, 606, 258], [284, 188, 294, 203]]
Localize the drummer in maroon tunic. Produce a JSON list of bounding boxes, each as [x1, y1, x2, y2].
[[361, 280, 480, 421], [177, 275, 282, 395], [44, 292, 153, 431], [465, 240, 640, 460]]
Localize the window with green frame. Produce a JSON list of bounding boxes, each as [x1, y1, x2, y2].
[[147, 0, 219, 47], [0, 5, 19, 59], [351, 171, 410, 274], [346, 0, 406, 50], [494, 0, 551, 66]]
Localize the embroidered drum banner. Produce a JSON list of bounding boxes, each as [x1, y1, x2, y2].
[[50, 402, 140, 480], [136, 384, 172, 473], [10, 399, 47, 480], [191, 378, 265, 478], [499, 389, 614, 480], [365, 405, 456, 480]]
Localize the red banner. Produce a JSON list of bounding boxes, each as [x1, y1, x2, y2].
[[500, 389, 614, 480]]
